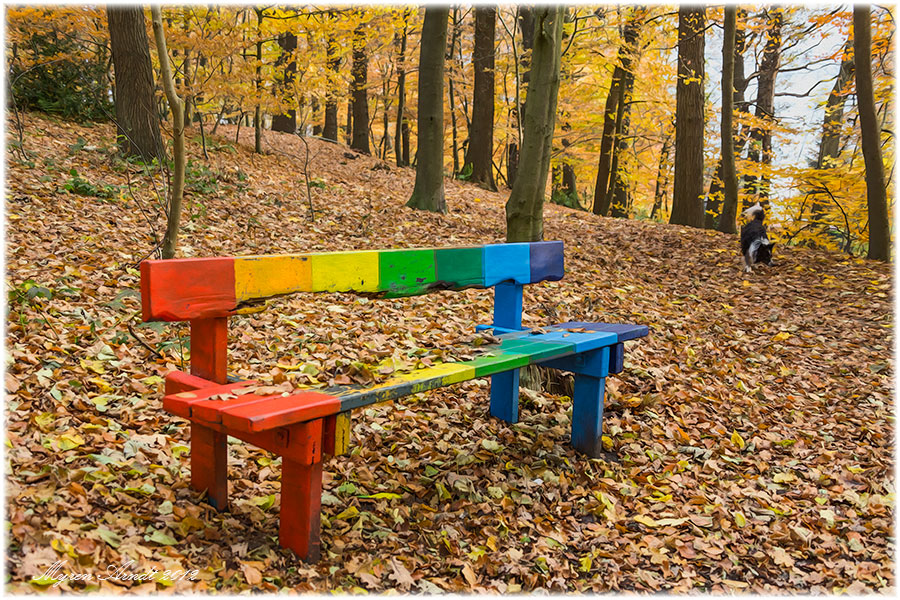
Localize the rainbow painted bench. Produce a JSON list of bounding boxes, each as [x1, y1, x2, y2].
[[140, 241, 647, 561]]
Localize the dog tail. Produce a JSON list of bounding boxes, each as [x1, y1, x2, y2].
[[743, 202, 764, 221]]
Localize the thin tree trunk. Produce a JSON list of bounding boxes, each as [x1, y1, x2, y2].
[[323, 27, 340, 142], [150, 7, 185, 260], [507, 7, 534, 188], [272, 31, 297, 133], [447, 7, 461, 175], [707, 8, 748, 229], [394, 17, 409, 167], [464, 6, 498, 190], [107, 6, 164, 161], [253, 8, 263, 154], [406, 7, 449, 213], [651, 128, 673, 219], [669, 6, 706, 228], [853, 5, 890, 261], [716, 6, 739, 234], [742, 8, 782, 210], [505, 6, 565, 242], [351, 22, 370, 154], [810, 37, 854, 227]]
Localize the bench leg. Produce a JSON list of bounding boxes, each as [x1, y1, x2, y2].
[[190, 423, 228, 510], [571, 374, 606, 458], [489, 369, 520, 423], [279, 419, 324, 562]]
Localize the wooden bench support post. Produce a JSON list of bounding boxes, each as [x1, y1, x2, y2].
[[190, 423, 229, 509], [490, 282, 524, 424], [571, 374, 606, 458], [189, 317, 229, 509], [279, 419, 324, 562]]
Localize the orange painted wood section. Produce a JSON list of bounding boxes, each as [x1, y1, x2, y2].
[[190, 317, 228, 383], [190, 422, 228, 510], [141, 258, 237, 321], [220, 391, 341, 433]]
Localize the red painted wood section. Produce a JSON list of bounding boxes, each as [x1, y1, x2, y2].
[[190, 422, 228, 510], [220, 391, 341, 433], [162, 380, 258, 419], [190, 317, 228, 384], [280, 419, 323, 562], [191, 391, 272, 424], [140, 258, 237, 322], [164, 370, 219, 395]]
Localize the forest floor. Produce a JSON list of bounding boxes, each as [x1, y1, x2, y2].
[[5, 112, 894, 594]]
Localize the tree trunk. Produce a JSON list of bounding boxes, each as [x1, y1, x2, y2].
[[593, 8, 644, 216], [650, 128, 673, 219], [853, 5, 890, 261], [607, 47, 640, 218], [253, 8, 263, 154], [506, 7, 534, 188], [715, 6, 739, 234], [351, 22, 370, 154], [345, 96, 352, 145], [464, 6, 498, 190], [669, 6, 706, 228], [272, 31, 297, 133], [323, 29, 340, 142], [150, 7, 185, 260], [406, 7, 449, 213], [447, 7, 461, 175], [809, 37, 854, 228], [707, 8, 748, 230], [742, 8, 782, 209], [106, 6, 163, 161], [394, 18, 409, 166], [505, 6, 565, 242]]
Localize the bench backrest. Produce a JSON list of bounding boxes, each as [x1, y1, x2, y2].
[[141, 241, 564, 322]]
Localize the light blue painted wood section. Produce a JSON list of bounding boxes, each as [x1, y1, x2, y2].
[[526, 330, 618, 353], [483, 243, 531, 286], [540, 346, 610, 378], [493, 282, 524, 330]]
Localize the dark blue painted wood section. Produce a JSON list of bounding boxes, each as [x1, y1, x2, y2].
[[571, 374, 606, 457], [609, 342, 625, 374], [539, 346, 610, 378], [483, 243, 531, 286], [554, 321, 649, 342], [529, 241, 564, 283]]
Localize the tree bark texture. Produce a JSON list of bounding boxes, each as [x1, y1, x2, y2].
[[272, 31, 297, 133], [464, 6, 498, 191], [447, 8, 461, 175], [406, 7, 449, 213], [716, 6, 739, 234], [107, 6, 163, 161], [505, 6, 565, 242], [651, 129, 673, 219], [742, 8, 782, 209], [351, 22, 370, 154], [669, 6, 706, 228], [853, 5, 891, 261], [150, 7, 185, 260]]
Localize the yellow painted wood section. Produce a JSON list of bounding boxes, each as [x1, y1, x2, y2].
[[334, 412, 351, 456], [234, 255, 312, 301], [310, 251, 380, 292]]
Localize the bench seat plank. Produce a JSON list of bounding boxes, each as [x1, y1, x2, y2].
[[553, 321, 649, 342], [163, 325, 636, 434]]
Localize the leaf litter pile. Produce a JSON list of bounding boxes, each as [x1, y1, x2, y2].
[[6, 114, 893, 593]]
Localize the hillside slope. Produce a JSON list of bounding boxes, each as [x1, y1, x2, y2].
[[6, 113, 893, 593]]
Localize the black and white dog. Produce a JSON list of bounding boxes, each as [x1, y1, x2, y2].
[[740, 203, 775, 273]]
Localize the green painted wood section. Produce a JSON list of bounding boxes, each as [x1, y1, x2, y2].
[[435, 247, 484, 289], [378, 249, 437, 297]]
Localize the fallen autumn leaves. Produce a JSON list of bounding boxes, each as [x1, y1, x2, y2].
[[5, 113, 893, 593]]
